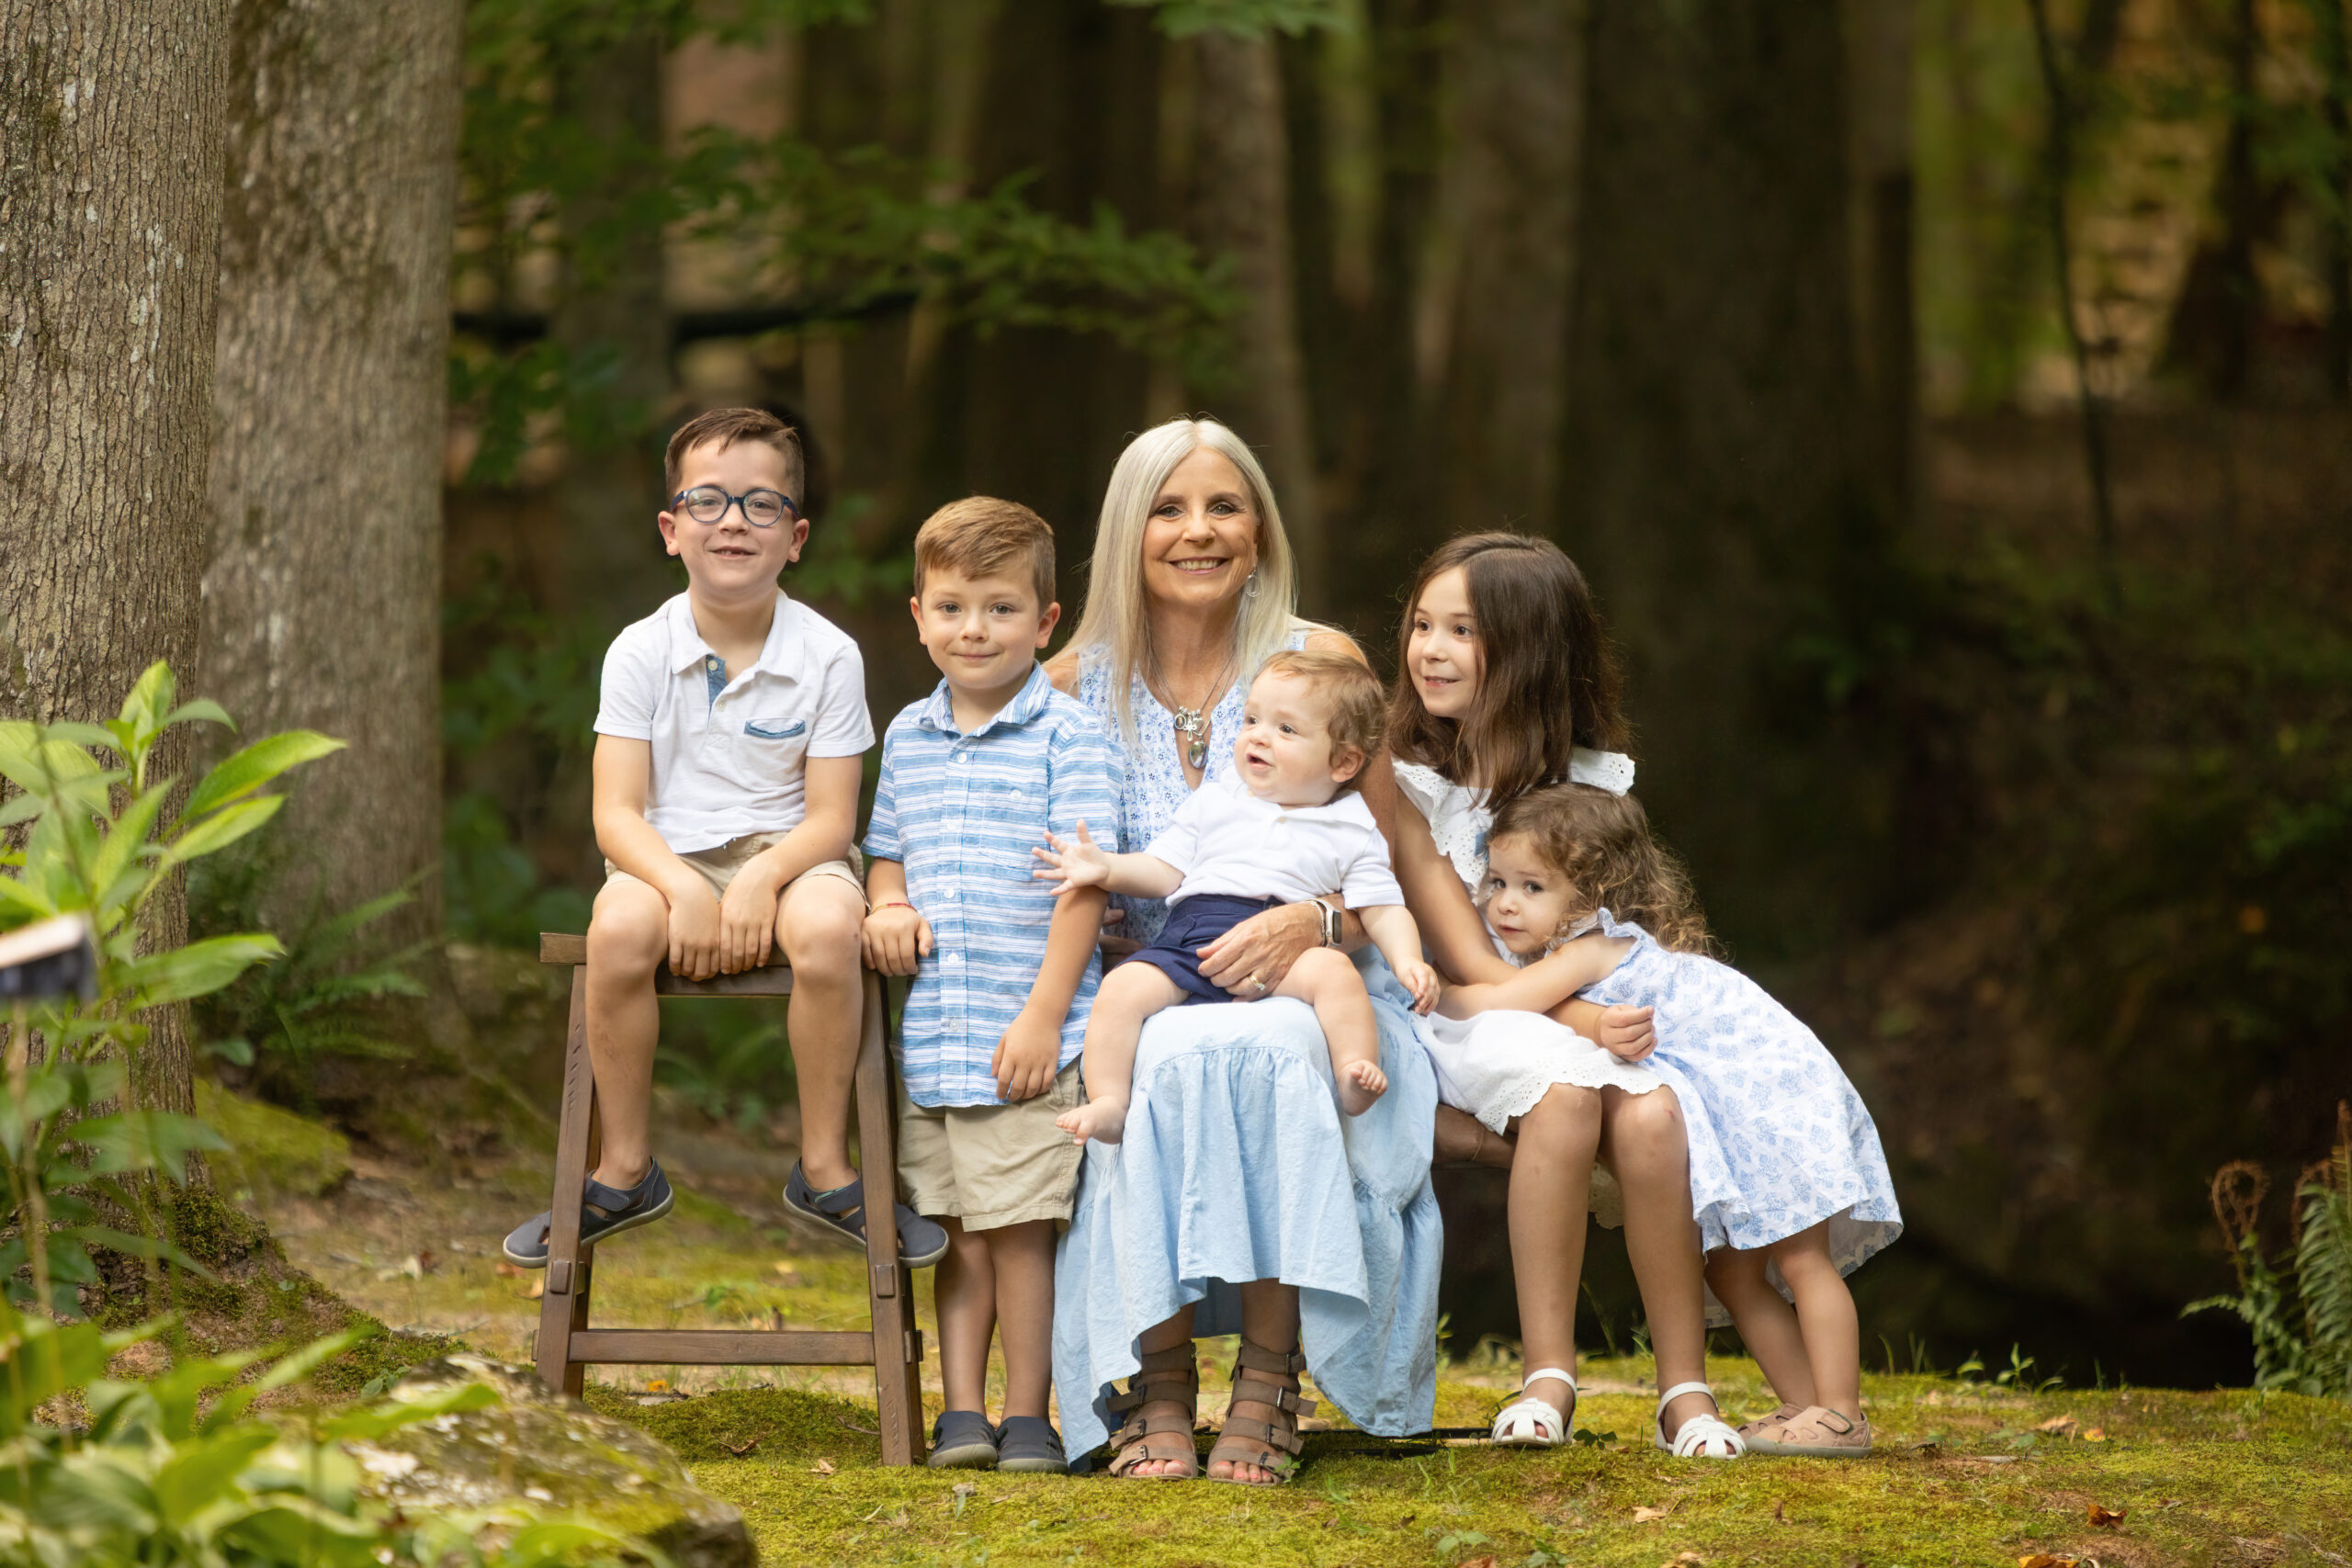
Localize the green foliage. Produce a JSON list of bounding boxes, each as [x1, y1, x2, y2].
[[2188, 1118, 2352, 1401], [449, 0, 1238, 487], [0, 1303, 647, 1567], [0, 663, 352, 1314], [190, 842, 428, 1100], [1108, 0, 1353, 39]]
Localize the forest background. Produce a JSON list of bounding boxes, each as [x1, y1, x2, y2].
[[2, 0, 2347, 1396]]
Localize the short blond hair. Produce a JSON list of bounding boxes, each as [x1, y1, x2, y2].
[[1256, 649, 1385, 790], [912, 497, 1057, 608]]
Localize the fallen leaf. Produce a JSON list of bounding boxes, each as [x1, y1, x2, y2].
[[810, 1457, 836, 1476], [1666, 1554, 1707, 1567], [1463, 1558, 1499, 1568], [414, 1248, 437, 1273], [2089, 1504, 2127, 1528], [1772, 1499, 1787, 1524], [2083, 1427, 2108, 1442], [493, 1261, 526, 1279], [1634, 1505, 1672, 1523], [951, 1481, 977, 1517], [646, 1379, 669, 1393], [721, 1434, 764, 1457], [2017, 1556, 2078, 1568], [524, 1279, 545, 1300], [2035, 1415, 2079, 1435]]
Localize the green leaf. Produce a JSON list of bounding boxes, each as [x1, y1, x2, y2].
[[165, 795, 286, 863], [0, 791, 43, 828], [38, 720, 119, 754], [118, 660, 176, 737], [180, 731, 345, 820], [163, 698, 235, 732], [153, 1425, 277, 1519], [0, 874, 58, 923], [319, 1379, 498, 1442], [86, 780, 175, 913], [119, 933, 285, 1007]]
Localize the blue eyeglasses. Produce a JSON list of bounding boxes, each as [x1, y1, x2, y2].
[[672, 486, 797, 528]]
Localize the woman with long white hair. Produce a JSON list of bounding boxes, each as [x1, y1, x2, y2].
[[1046, 418, 1442, 1483]]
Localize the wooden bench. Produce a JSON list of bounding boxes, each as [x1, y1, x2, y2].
[[531, 933, 927, 1465]]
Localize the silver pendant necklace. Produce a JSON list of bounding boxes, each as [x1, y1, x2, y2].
[[1161, 652, 1237, 773]]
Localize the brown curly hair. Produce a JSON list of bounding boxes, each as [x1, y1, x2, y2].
[[1489, 784, 1720, 958]]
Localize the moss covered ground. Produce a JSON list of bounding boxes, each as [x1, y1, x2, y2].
[[240, 1101, 2352, 1566]]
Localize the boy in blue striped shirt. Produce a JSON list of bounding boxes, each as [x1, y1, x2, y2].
[[861, 498, 1121, 1473]]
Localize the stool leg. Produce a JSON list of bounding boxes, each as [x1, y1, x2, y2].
[[537, 964, 599, 1398], [855, 970, 924, 1464]]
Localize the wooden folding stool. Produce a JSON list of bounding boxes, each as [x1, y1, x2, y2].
[[530, 934, 927, 1464]]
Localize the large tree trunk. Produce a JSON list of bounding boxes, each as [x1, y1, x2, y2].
[[1566, 3, 1886, 955], [203, 0, 465, 953], [1434, 0, 1584, 538], [1185, 29, 1323, 612], [551, 26, 672, 637], [1, 0, 230, 1116], [1849, 0, 1917, 524]]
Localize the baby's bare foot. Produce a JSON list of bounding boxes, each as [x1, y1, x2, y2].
[[1336, 1059, 1387, 1116], [1056, 1098, 1128, 1146]]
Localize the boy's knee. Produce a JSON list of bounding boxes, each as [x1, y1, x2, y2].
[[779, 883, 862, 964], [587, 888, 668, 975]]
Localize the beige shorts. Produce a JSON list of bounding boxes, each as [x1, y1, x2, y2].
[[896, 1064, 1085, 1232], [603, 830, 864, 906]]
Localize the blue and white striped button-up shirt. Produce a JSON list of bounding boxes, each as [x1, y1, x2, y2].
[[863, 663, 1125, 1108]]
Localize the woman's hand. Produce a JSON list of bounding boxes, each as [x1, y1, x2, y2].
[[1196, 901, 1322, 998]]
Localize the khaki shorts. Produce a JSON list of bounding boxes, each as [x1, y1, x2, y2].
[[896, 1064, 1085, 1232], [604, 830, 864, 906]]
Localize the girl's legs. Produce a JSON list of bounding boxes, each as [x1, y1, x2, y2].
[[1600, 1085, 1723, 1440], [1207, 1280, 1305, 1484], [1272, 948, 1388, 1114], [1703, 1246, 1818, 1410], [1766, 1224, 1861, 1420], [1057, 964, 1184, 1145], [1120, 1303, 1198, 1479], [1507, 1085, 1604, 1416]]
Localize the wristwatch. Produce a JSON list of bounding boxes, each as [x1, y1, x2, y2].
[[1313, 897, 1343, 948]]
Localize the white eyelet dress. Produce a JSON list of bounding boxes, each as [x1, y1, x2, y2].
[[1390, 761, 1663, 1227], [1052, 636, 1444, 1464]]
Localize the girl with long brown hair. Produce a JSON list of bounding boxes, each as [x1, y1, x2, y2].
[[1380, 532, 1746, 1458]]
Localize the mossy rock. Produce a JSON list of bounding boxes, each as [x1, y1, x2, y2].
[[197, 1079, 352, 1198], [363, 1355, 752, 1568]]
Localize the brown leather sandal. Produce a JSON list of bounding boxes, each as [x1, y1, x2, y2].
[[1204, 1339, 1314, 1486], [1102, 1345, 1202, 1479]]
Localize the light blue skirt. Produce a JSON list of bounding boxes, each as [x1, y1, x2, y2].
[[1052, 955, 1442, 1461]]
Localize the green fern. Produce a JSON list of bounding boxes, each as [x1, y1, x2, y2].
[[2187, 1108, 2352, 1401]]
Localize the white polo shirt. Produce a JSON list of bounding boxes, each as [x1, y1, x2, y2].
[[1146, 769, 1405, 909], [594, 590, 874, 854]]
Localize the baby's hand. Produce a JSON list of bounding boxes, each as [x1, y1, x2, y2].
[[1595, 1003, 1656, 1062], [1396, 959, 1442, 1016], [1031, 820, 1110, 895]]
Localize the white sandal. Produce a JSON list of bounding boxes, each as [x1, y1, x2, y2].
[[1490, 1366, 1577, 1448], [1651, 1380, 1746, 1459]]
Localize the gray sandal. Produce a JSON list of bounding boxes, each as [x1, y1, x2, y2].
[[502, 1160, 674, 1268], [782, 1162, 950, 1268], [994, 1416, 1067, 1474], [927, 1409, 999, 1470]]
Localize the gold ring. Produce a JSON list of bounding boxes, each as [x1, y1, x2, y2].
[[1250, 974, 1267, 993]]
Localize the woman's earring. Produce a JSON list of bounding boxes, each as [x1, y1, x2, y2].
[[1242, 570, 1260, 604]]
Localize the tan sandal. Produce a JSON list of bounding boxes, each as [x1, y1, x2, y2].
[[1204, 1339, 1314, 1485], [1103, 1345, 1202, 1479]]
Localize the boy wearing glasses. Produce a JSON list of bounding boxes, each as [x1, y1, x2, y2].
[[504, 407, 949, 1272]]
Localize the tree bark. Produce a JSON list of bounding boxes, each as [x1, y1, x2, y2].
[[1185, 28, 1323, 613], [1848, 0, 1917, 525], [1, 0, 230, 1115], [551, 24, 673, 637], [1566, 2, 1883, 953], [203, 0, 465, 950], [1435, 0, 1584, 537], [2321, 0, 2351, 399]]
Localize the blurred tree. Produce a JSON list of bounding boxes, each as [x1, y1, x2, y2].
[[1567, 1, 1885, 954], [1850, 0, 1919, 522], [203, 0, 467, 953], [1431, 0, 1583, 542], [550, 16, 673, 634], [0, 0, 231, 1115], [2318, 0, 2352, 397]]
